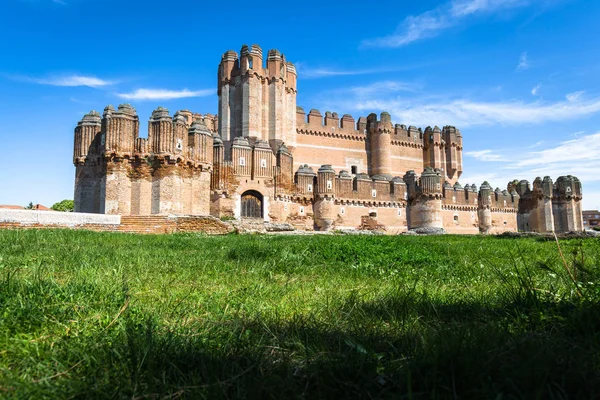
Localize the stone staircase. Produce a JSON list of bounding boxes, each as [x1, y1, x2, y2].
[[118, 216, 176, 234], [118, 215, 234, 235]]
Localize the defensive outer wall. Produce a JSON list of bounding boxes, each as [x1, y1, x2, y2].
[[70, 44, 584, 234]]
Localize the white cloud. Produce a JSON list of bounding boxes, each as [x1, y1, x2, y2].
[[531, 83, 541, 95], [17, 74, 114, 88], [515, 132, 600, 167], [465, 149, 508, 161], [349, 81, 419, 96], [517, 52, 529, 71], [566, 90, 584, 102], [451, 0, 529, 16], [296, 62, 421, 79], [117, 88, 214, 101], [461, 132, 600, 209], [346, 94, 600, 127], [361, 0, 531, 48]]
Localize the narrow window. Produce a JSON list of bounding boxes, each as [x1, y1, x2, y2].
[[239, 157, 246, 166], [372, 189, 377, 198], [453, 215, 459, 223], [248, 57, 253, 69], [307, 184, 313, 193], [299, 206, 305, 215], [398, 208, 402, 216], [327, 180, 333, 190], [351, 166, 358, 174], [260, 159, 267, 168], [340, 207, 345, 215]]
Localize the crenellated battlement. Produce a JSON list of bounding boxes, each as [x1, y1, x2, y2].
[[218, 44, 297, 92], [72, 43, 583, 235], [74, 105, 217, 167]]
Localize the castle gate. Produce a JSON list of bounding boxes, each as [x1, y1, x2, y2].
[[241, 190, 263, 219]]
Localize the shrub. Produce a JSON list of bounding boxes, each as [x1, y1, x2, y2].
[[51, 199, 75, 212]]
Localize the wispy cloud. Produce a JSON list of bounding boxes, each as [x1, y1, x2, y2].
[[52, 0, 67, 5], [13, 74, 115, 88], [361, 0, 532, 48], [295, 62, 420, 79], [117, 88, 214, 101], [517, 52, 529, 71], [461, 131, 600, 208], [465, 150, 508, 161], [566, 90, 584, 102], [515, 132, 600, 167], [348, 81, 420, 96], [341, 92, 600, 127], [531, 83, 541, 95]]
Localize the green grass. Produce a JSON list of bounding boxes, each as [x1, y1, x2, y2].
[[0, 230, 599, 399]]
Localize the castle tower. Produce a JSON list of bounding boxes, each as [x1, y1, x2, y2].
[[217, 45, 297, 151], [405, 167, 443, 230], [74, 111, 102, 213], [534, 176, 555, 233], [424, 126, 445, 175], [478, 181, 493, 233], [368, 112, 393, 178], [149, 107, 174, 155], [442, 126, 463, 183], [172, 112, 189, 160], [295, 164, 316, 196], [553, 176, 584, 232], [314, 164, 336, 231]]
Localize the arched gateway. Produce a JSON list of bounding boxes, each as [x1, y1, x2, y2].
[[240, 190, 263, 219]]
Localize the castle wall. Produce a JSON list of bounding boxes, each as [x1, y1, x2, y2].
[[294, 109, 369, 175], [71, 44, 582, 235], [74, 163, 103, 214]]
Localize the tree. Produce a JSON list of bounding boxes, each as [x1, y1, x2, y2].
[[24, 202, 34, 210], [51, 200, 75, 212]]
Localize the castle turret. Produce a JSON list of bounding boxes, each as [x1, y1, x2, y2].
[[149, 107, 173, 155], [217, 44, 297, 150], [295, 164, 316, 196], [314, 164, 336, 231], [478, 181, 493, 233], [276, 143, 293, 194], [172, 112, 188, 160], [406, 167, 443, 231], [368, 112, 393, 178], [74, 111, 103, 213], [442, 126, 463, 183], [103, 104, 138, 155], [188, 120, 213, 164], [424, 126, 444, 173], [218, 50, 239, 142], [211, 133, 225, 191], [74, 111, 101, 163], [553, 175, 584, 232]]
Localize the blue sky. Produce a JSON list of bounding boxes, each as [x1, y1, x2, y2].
[[1, 0, 599, 209]]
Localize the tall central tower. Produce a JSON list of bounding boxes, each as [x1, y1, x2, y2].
[[217, 44, 297, 153]]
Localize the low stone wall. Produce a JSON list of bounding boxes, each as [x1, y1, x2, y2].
[[0, 210, 234, 235], [0, 209, 121, 228]]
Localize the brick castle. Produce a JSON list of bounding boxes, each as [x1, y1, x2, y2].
[[73, 44, 584, 234]]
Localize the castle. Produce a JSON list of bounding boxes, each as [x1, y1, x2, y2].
[[73, 44, 584, 234]]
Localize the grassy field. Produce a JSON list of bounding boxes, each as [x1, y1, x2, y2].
[[0, 229, 599, 399]]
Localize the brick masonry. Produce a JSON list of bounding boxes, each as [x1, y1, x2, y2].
[[70, 44, 584, 234]]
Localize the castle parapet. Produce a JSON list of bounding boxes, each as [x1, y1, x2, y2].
[[103, 104, 139, 156], [74, 111, 101, 163], [295, 164, 316, 196]]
